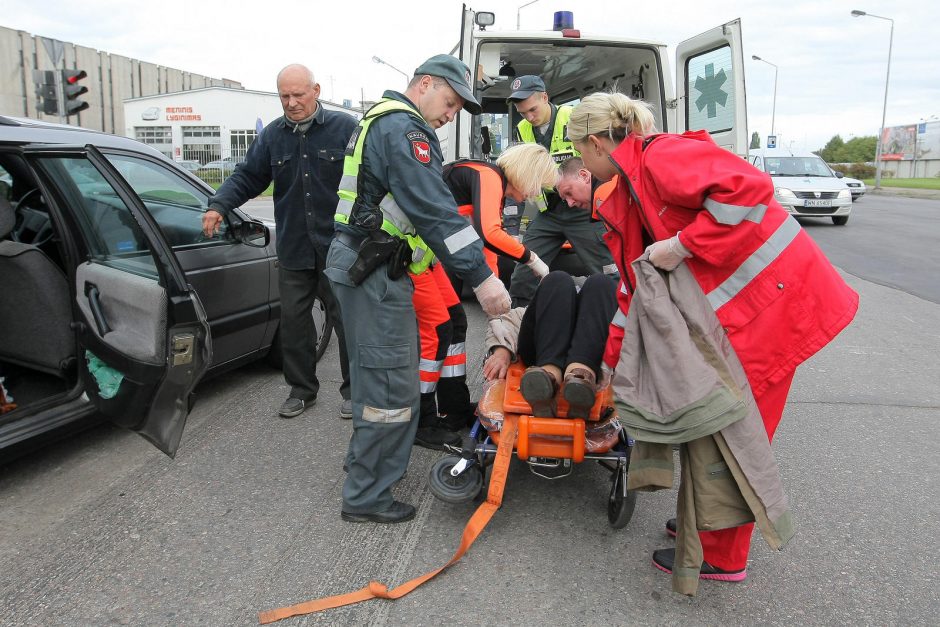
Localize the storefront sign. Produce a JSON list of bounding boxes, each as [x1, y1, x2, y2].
[[166, 106, 202, 121]]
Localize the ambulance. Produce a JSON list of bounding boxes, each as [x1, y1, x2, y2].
[[442, 7, 748, 161]]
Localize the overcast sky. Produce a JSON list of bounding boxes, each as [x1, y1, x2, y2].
[[5, 0, 938, 152]]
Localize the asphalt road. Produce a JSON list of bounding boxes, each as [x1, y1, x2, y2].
[[1, 193, 938, 626]]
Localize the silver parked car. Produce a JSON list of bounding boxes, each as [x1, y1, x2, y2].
[[749, 148, 853, 225]]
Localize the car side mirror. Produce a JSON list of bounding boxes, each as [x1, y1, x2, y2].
[[239, 219, 270, 247], [834, 171, 844, 178]]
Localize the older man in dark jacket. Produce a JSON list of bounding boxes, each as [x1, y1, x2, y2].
[[203, 64, 357, 419]]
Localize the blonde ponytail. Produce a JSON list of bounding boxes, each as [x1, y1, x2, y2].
[[569, 92, 657, 144]]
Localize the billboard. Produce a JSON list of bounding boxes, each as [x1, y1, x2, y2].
[[881, 121, 940, 161], [881, 125, 915, 160]]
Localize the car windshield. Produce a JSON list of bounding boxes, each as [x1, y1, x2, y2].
[[764, 156, 834, 177]]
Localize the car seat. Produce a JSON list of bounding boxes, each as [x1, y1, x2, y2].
[[0, 195, 76, 377]]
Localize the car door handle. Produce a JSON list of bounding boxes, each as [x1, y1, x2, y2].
[[84, 283, 112, 336]]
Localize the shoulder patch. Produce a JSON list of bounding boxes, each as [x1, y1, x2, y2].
[[407, 130, 432, 164]]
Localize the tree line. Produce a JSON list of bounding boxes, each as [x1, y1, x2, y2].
[[749, 132, 877, 163]]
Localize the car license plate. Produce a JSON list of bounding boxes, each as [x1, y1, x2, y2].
[[805, 199, 832, 207]]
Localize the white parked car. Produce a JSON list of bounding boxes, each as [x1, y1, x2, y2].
[[749, 149, 853, 225], [841, 175, 866, 201]]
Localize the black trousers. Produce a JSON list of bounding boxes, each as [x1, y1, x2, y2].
[[278, 266, 350, 401], [508, 205, 615, 308], [516, 271, 618, 378]]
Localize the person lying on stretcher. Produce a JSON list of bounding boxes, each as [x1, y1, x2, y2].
[[482, 271, 618, 419]]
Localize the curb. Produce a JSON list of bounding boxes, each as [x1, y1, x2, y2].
[[868, 187, 940, 201]]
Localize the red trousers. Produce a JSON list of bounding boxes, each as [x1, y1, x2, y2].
[[699, 370, 795, 571]]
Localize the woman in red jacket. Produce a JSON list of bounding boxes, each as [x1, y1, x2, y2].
[[567, 92, 858, 582]]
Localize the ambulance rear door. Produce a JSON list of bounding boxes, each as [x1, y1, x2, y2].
[[675, 19, 748, 155]]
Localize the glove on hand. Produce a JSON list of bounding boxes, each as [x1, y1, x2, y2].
[[488, 316, 513, 348], [473, 274, 511, 317], [524, 251, 550, 280], [647, 233, 692, 271]]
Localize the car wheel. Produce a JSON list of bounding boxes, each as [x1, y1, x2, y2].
[[313, 281, 334, 362], [832, 216, 849, 226]]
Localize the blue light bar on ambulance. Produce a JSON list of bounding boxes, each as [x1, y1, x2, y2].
[[553, 11, 580, 37]]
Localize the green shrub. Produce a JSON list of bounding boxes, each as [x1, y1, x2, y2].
[[848, 163, 876, 179]]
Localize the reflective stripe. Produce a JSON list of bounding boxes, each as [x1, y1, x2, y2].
[[362, 405, 412, 423], [444, 225, 480, 255], [420, 380, 438, 393], [441, 363, 467, 378], [620, 283, 629, 295], [442, 346, 466, 377], [603, 263, 619, 275], [703, 197, 768, 225], [335, 97, 434, 273], [707, 216, 801, 311], [611, 308, 627, 328], [420, 358, 444, 374]]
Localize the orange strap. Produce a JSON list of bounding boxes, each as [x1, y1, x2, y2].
[[258, 413, 520, 624]]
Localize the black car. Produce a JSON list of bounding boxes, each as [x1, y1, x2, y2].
[[0, 116, 332, 461]]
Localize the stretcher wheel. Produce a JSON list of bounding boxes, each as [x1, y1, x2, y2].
[[608, 467, 637, 529], [429, 455, 483, 504]]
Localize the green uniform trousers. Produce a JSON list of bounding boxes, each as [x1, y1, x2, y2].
[[325, 237, 420, 514]]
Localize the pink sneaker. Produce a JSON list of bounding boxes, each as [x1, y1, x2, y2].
[[652, 548, 747, 582]]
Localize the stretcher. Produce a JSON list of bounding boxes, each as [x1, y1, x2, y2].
[[428, 361, 637, 529]]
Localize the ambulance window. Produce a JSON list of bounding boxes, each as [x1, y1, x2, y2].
[[685, 45, 736, 135]]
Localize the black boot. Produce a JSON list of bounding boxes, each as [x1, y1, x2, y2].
[[415, 392, 461, 450]]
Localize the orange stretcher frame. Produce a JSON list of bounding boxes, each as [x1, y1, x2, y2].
[[486, 362, 616, 461]]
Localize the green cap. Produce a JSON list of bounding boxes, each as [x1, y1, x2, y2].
[[413, 54, 482, 114]]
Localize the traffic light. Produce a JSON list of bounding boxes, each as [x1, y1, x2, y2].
[[33, 70, 59, 115], [61, 69, 89, 116]]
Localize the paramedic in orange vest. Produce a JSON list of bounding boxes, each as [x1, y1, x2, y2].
[[411, 263, 474, 450], [567, 92, 858, 582], [413, 143, 557, 449], [442, 142, 557, 295]]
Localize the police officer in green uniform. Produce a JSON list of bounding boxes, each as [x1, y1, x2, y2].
[[506, 75, 617, 307], [325, 55, 511, 524]]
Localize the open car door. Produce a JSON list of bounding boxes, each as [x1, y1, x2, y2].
[[675, 19, 748, 156], [23, 144, 211, 457]]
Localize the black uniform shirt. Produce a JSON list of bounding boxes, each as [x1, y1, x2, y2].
[[210, 104, 358, 270]]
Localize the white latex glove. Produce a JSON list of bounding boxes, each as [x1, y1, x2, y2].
[[524, 251, 550, 280], [473, 274, 511, 317], [599, 363, 614, 390], [488, 316, 513, 348], [647, 233, 692, 271]]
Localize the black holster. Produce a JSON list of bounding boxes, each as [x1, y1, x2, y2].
[[387, 238, 412, 280], [347, 231, 401, 285]]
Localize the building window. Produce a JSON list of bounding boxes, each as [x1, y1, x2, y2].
[[181, 126, 221, 165], [134, 126, 173, 158], [230, 129, 258, 163], [182, 126, 221, 139]]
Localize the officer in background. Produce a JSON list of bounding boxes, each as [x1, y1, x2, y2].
[[325, 55, 510, 524], [505, 75, 616, 307], [203, 64, 356, 420]]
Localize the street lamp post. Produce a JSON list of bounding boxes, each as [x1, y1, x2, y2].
[[751, 55, 778, 139], [372, 56, 410, 84], [517, 0, 542, 29], [851, 10, 894, 189]]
